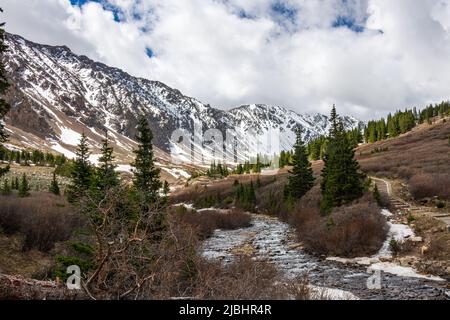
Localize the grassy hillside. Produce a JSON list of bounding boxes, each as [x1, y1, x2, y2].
[[357, 117, 450, 201]]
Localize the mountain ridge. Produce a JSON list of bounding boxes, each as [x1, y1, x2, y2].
[[1, 32, 362, 165]]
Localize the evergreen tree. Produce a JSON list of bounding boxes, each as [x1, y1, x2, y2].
[[12, 176, 18, 190], [92, 131, 118, 194], [131, 115, 162, 203], [1, 178, 11, 195], [0, 10, 10, 178], [373, 184, 381, 206], [286, 130, 314, 200], [320, 106, 364, 214], [67, 133, 92, 202], [256, 176, 261, 188], [49, 172, 60, 195], [18, 173, 30, 197], [248, 181, 256, 204], [163, 180, 170, 196], [329, 104, 339, 137]]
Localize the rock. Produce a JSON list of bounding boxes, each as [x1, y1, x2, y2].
[[379, 256, 393, 262], [421, 246, 429, 255], [411, 236, 423, 242], [398, 256, 418, 267]]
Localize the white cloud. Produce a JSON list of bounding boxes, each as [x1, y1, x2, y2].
[[2, 0, 450, 120]]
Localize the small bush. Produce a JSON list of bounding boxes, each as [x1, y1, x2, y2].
[[409, 173, 450, 200], [389, 238, 400, 256], [0, 194, 81, 252], [189, 257, 311, 300], [290, 193, 388, 257], [436, 201, 445, 209], [171, 206, 251, 239]]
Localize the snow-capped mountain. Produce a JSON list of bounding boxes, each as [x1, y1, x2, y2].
[[2, 33, 362, 167]]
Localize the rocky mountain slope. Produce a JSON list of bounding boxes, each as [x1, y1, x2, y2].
[[2, 33, 362, 169]]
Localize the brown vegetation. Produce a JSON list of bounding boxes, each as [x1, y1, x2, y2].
[[287, 192, 388, 257], [170, 206, 251, 239], [408, 173, 450, 200], [357, 119, 450, 200], [0, 194, 81, 252]]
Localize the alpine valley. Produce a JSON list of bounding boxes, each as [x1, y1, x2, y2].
[[1, 33, 362, 179]]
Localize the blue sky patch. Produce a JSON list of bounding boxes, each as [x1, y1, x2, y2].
[[146, 47, 154, 58], [70, 0, 122, 22], [332, 16, 365, 32], [271, 1, 297, 22]]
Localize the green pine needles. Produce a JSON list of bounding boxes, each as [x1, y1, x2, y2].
[[320, 105, 365, 214], [285, 130, 315, 200]]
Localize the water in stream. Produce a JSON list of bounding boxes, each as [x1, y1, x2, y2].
[[202, 214, 448, 300]]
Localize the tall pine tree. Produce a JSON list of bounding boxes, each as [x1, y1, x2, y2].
[[132, 115, 162, 203], [286, 130, 315, 200], [18, 173, 30, 198], [49, 172, 60, 195], [92, 131, 118, 194], [67, 133, 92, 202], [0, 9, 10, 178], [320, 106, 364, 214]]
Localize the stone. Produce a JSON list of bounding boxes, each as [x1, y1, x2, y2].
[[411, 236, 423, 242]]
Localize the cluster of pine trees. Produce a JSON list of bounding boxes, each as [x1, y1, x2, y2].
[[279, 150, 293, 168], [306, 136, 327, 161], [306, 127, 362, 161], [320, 106, 365, 214], [234, 180, 257, 211], [364, 109, 416, 142], [206, 162, 229, 177], [0, 173, 33, 197], [284, 129, 314, 202], [0, 148, 68, 167], [284, 106, 365, 215], [66, 116, 167, 207], [363, 101, 449, 143], [418, 101, 450, 124], [233, 155, 268, 175]]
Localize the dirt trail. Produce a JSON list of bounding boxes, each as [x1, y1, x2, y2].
[[371, 177, 450, 230]]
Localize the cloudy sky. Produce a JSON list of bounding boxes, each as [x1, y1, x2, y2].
[[2, 0, 450, 120]]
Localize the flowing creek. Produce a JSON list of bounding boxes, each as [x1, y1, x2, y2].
[[201, 213, 448, 300]]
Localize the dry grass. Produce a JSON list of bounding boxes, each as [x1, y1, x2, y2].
[[169, 206, 251, 239], [170, 174, 280, 207], [408, 173, 450, 200], [0, 193, 82, 252], [288, 190, 388, 257], [357, 118, 450, 200]]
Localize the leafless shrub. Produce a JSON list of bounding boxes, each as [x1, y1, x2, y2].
[[188, 257, 311, 300], [290, 193, 388, 257], [409, 173, 450, 199], [358, 120, 450, 200], [170, 206, 251, 239], [0, 194, 81, 252], [425, 236, 450, 260]]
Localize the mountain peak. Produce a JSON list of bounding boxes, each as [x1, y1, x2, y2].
[[2, 33, 361, 163]]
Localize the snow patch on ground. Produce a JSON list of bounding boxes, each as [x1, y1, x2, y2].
[[89, 154, 101, 165], [161, 167, 191, 179], [309, 285, 360, 300], [368, 263, 444, 282], [51, 142, 76, 159], [60, 127, 82, 146], [381, 209, 393, 217], [115, 164, 133, 173], [173, 203, 195, 210], [328, 209, 443, 281]]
